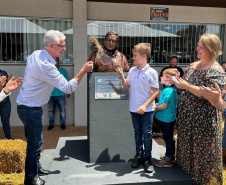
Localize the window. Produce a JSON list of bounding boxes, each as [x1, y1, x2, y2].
[[87, 21, 224, 64], [0, 17, 73, 64]]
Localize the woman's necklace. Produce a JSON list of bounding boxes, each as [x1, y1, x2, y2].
[[197, 60, 215, 69]]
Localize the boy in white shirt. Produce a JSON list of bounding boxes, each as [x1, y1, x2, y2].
[[116, 43, 159, 173]]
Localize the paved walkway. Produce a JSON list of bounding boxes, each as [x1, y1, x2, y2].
[[0, 125, 87, 150]]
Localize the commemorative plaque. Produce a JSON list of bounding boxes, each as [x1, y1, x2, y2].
[[95, 76, 129, 100]]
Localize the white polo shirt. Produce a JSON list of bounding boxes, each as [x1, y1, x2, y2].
[[127, 64, 159, 112]]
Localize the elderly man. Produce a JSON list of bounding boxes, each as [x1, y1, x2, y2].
[[88, 31, 130, 72], [17, 30, 93, 185]]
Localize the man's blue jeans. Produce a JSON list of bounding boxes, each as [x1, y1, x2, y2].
[[0, 98, 11, 139], [48, 95, 66, 126], [17, 105, 43, 178], [156, 119, 176, 161], [130, 111, 154, 158]]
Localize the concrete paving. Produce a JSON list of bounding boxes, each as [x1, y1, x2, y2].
[[40, 149, 55, 182], [44, 136, 191, 185]]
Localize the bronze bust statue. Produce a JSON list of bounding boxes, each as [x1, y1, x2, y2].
[[88, 31, 130, 72]]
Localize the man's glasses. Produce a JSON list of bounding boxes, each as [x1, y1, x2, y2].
[[54, 44, 66, 48], [105, 39, 117, 44]]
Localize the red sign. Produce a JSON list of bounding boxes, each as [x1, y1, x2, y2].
[[150, 7, 169, 21]]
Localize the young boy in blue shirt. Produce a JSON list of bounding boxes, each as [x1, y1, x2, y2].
[[116, 43, 159, 173], [154, 68, 179, 167]]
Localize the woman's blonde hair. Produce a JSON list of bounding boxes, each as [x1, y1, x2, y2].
[[200, 34, 222, 58], [162, 68, 180, 76], [132, 43, 151, 59]]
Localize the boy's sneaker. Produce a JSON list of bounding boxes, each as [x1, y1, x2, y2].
[[144, 157, 154, 173], [131, 153, 144, 168], [154, 159, 173, 167], [160, 155, 176, 163]]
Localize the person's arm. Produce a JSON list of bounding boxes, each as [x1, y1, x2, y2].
[[155, 103, 168, 111], [200, 82, 226, 112], [136, 87, 159, 114], [176, 63, 224, 97], [116, 66, 130, 90], [74, 61, 93, 84], [211, 63, 224, 73], [108, 79, 123, 95], [176, 78, 203, 97], [4, 76, 23, 94], [42, 60, 93, 95], [155, 87, 174, 111], [0, 89, 10, 102], [164, 74, 203, 97], [0, 76, 22, 102]]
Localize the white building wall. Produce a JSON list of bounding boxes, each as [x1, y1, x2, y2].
[[87, 2, 226, 24], [0, 0, 225, 126]]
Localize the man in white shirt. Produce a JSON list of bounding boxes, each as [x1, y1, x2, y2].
[[17, 30, 93, 185]]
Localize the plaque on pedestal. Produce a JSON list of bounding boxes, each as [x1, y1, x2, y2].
[[88, 72, 135, 163], [95, 76, 129, 100]]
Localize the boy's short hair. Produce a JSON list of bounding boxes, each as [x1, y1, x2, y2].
[[132, 43, 151, 59], [162, 68, 180, 76]]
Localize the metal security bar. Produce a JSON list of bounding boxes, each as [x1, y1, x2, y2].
[[0, 17, 73, 64], [87, 21, 224, 64]]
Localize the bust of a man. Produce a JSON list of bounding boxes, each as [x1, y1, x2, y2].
[[88, 31, 130, 72]]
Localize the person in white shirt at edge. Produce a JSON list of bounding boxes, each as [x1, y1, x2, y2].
[[16, 30, 93, 185], [0, 76, 23, 102]]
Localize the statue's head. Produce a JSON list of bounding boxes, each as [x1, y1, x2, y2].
[[104, 31, 119, 51]]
